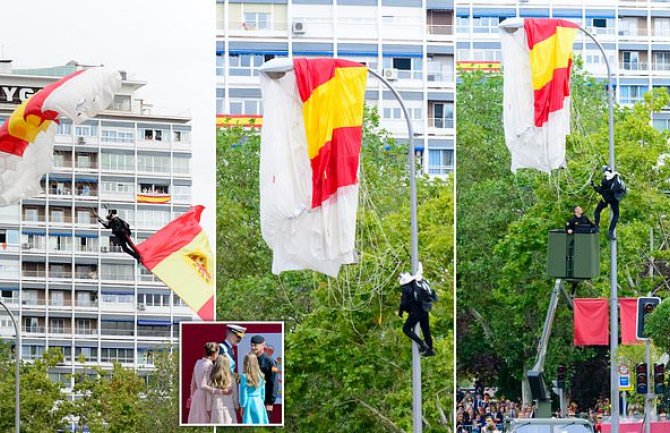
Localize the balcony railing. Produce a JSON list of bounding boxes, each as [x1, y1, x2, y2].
[[22, 298, 45, 306], [22, 270, 46, 278], [653, 62, 670, 71], [75, 299, 97, 307], [100, 328, 134, 336], [50, 271, 73, 279], [101, 356, 133, 363], [228, 20, 287, 32], [49, 328, 72, 335], [74, 328, 97, 336], [428, 118, 454, 129], [24, 326, 45, 333], [49, 187, 73, 196], [427, 71, 455, 83], [137, 329, 172, 338], [427, 24, 453, 35], [620, 61, 649, 71], [618, 28, 649, 37], [76, 245, 98, 253], [75, 271, 98, 280]]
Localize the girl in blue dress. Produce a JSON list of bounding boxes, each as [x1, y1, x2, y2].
[[239, 353, 269, 424]]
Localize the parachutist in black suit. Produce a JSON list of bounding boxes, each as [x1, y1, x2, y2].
[[398, 272, 437, 357], [96, 210, 141, 262]]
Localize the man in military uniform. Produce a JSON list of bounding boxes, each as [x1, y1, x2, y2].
[[250, 335, 278, 414], [219, 324, 246, 372], [96, 209, 141, 262]]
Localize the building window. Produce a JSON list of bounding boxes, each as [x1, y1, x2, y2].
[[101, 348, 134, 363], [654, 52, 670, 71], [456, 16, 469, 34], [428, 149, 454, 175], [101, 152, 135, 171], [243, 12, 271, 31], [143, 129, 164, 141], [588, 18, 614, 35], [472, 16, 503, 34], [429, 102, 454, 129], [101, 128, 134, 143], [100, 264, 135, 281], [383, 57, 423, 80], [620, 85, 647, 104]]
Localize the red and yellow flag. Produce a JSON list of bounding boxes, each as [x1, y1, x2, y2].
[[500, 18, 578, 173], [293, 59, 367, 209], [136, 205, 214, 321], [524, 19, 578, 127]]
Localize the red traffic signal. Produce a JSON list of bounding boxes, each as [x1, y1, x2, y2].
[[636, 297, 661, 340]]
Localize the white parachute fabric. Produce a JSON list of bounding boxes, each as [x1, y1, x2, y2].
[[500, 22, 570, 173], [0, 124, 54, 206], [259, 70, 358, 278], [41, 67, 121, 124]]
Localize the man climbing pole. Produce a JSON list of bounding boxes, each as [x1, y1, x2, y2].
[[591, 166, 626, 240], [398, 263, 437, 357], [96, 209, 142, 262]]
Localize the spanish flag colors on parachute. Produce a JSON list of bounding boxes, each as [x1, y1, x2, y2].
[[500, 18, 578, 173], [259, 58, 367, 277], [135, 206, 215, 321], [0, 67, 121, 205]]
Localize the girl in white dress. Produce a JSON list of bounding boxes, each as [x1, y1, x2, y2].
[[207, 354, 239, 424]]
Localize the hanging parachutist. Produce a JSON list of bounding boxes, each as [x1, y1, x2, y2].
[[95, 209, 141, 263]]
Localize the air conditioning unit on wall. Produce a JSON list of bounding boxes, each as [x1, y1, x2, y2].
[[382, 68, 398, 81], [292, 21, 306, 34]]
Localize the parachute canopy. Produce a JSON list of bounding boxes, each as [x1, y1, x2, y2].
[[0, 66, 122, 206]]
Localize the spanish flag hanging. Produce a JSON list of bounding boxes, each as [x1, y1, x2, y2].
[[135, 205, 214, 320], [259, 58, 367, 277], [500, 18, 578, 173]]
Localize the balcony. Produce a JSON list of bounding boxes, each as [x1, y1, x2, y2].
[[428, 117, 454, 130], [75, 299, 98, 308], [74, 328, 98, 336], [620, 61, 649, 73], [50, 271, 73, 279], [100, 328, 134, 337], [75, 271, 98, 280], [101, 356, 133, 363], [75, 244, 98, 254], [24, 326, 45, 334], [653, 62, 670, 72], [227, 20, 288, 36], [49, 328, 72, 336], [137, 329, 172, 338], [427, 24, 453, 36], [22, 270, 46, 279]]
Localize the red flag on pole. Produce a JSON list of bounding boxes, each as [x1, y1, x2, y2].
[[574, 298, 609, 346], [619, 298, 642, 345]]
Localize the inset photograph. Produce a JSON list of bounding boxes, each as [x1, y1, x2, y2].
[[180, 322, 284, 427]]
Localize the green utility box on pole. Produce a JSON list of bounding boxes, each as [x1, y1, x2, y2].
[[547, 230, 600, 280]]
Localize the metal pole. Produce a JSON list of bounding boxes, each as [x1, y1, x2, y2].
[[368, 68, 422, 433], [0, 300, 20, 433], [577, 24, 619, 433], [645, 341, 652, 433]]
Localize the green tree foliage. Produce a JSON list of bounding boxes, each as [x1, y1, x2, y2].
[[646, 299, 670, 353], [457, 66, 670, 406], [217, 108, 454, 432]]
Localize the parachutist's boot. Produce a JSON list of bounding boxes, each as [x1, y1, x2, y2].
[[421, 347, 435, 357], [607, 230, 616, 240]]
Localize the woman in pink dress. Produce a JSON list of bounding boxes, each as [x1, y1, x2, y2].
[[188, 342, 222, 423]]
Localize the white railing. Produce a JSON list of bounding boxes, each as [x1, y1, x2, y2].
[[428, 118, 454, 129], [427, 24, 453, 35]]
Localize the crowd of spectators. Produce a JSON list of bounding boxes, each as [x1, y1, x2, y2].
[[456, 386, 536, 433]]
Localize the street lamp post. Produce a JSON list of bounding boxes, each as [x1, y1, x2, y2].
[[500, 20, 618, 432], [0, 300, 20, 433], [259, 59, 424, 433]]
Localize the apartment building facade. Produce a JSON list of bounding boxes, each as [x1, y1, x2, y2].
[[0, 62, 197, 390], [217, 0, 456, 175], [456, 0, 670, 127]]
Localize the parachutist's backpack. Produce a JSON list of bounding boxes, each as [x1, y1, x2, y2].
[[611, 175, 627, 202], [414, 280, 438, 312]]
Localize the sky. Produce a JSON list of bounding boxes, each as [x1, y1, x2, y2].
[[0, 0, 217, 239]]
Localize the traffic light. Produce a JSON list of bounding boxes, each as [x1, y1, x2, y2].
[[636, 297, 661, 340], [557, 364, 567, 389], [636, 363, 648, 394], [655, 364, 665, 394]]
